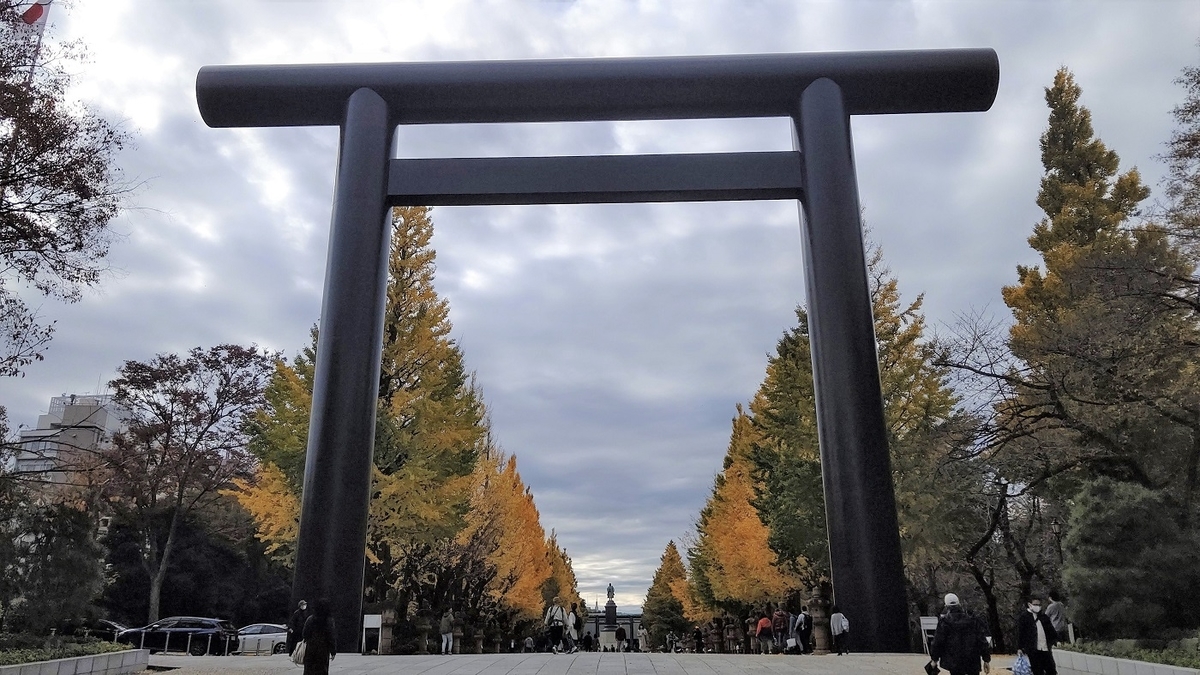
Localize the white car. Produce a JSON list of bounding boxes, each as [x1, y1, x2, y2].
[[237, 623, 289, 655]]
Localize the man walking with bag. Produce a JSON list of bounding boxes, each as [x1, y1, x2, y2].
[[829, 606, 850, 655], [930, 593, 992, 675], [1016, 596, 1058, 675], [287, 600, 307, 657]]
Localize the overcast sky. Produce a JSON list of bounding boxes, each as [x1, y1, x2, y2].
[[5, 0, 1199, 612]]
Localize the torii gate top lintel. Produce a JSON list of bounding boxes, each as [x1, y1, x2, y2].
[[196, 48, 998, 128]]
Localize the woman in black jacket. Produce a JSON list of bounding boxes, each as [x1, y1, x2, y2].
[[303, 598, 337, 675]]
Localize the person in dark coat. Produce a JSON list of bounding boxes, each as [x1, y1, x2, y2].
[[303, 598, 337, 675], [1016, 596, 1058, 675], [930, 593, 992, 675], [287, 600, 307, 656]]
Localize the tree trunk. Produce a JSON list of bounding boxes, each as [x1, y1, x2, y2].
[[1183, 433, 1200, 528], [145, 511, 181, 623], [969, 561, 1005, 653]]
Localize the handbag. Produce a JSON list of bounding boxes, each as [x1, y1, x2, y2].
[[924, 660, 940, 675], [291, 640, 306, 665], [1012, 653, 1032, 675]]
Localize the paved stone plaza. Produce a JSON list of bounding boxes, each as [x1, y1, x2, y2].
[[148, 652, 1017, 675]]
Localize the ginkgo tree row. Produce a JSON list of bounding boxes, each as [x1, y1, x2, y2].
[[229, 207, 582, 648]]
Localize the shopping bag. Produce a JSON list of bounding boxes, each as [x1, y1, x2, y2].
[[924, 660, 940, 675], [1012, 653, 1032, 675], [786, 638, 797, 649], [291, 640, 306, 665]]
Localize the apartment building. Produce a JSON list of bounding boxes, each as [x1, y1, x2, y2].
[[14, 394, 128, 485]]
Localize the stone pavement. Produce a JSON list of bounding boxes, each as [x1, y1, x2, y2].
[[148, 651, 1017, 675]]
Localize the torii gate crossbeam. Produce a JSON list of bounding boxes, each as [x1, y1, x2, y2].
[[196, 48, 999, 654]]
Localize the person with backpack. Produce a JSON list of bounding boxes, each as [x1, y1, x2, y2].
[[772, 603, 790, 654], [797, 606, 813, 654], [829, 605, 849, 655], [930, 593, 992, 675], [544, 597, 567, 653]]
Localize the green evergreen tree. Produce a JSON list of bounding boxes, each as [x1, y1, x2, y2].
[[1063, 478, 1200, 637], [641, 541, 692, 651], [1, 503, 105, 633]]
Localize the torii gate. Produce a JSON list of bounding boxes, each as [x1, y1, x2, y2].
[[196, 49, 999, 653]]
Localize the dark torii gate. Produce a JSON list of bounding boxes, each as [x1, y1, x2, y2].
[[196, 49, 998, 653]]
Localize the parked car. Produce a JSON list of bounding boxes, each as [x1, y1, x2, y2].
[[236, 623, 288, 655], [58, 618, 128, 642], [116, 616, 240, 655]]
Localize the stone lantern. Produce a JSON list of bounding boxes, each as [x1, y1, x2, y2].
[[808, 581, 833, 655]]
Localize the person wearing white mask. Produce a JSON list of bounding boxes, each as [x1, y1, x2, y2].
[[1016, 595, 1058, 675]]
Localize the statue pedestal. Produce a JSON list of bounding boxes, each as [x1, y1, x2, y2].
[[601, 589, 618, 651], [599, 626, 617, 651]]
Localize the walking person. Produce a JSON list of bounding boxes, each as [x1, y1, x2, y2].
[[930, 593, 992, 675], [287, 600, 308, 657], [1017, 596, 1058, 675], [755, 612, 773, 654], [1046, 590, 1069, 643], [797, 606, 812, 654], [638, 624, 649, 652], [772, 603, 789, 654], [564, 602, 580, 653], [616, 625, 627, 652], [440, 609, 454, 655], [829, 605, 849, 655], [301, 598, 336, 675], [544, 597, 568, 653]]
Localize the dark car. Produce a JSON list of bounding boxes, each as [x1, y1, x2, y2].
[[116, 616, 240, 655], [58, 618, 128, 642]]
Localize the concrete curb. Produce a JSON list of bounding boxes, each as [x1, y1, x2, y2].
[[1057, 650, 1200, 675], [0, 649, 148, 675]]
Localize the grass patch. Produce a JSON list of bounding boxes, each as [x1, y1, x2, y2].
[[1060, 641, 1200, 670], [0, 639, 129, 667]]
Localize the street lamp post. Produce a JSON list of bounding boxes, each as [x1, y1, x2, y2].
[[1049, 517, 1063, 564]]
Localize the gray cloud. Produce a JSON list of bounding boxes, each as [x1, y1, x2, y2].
[[6, 0, 1199, 611]]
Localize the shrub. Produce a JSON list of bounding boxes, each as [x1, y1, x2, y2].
[[0, 639, 127, 666], [1063, 478, 1200, 639]]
